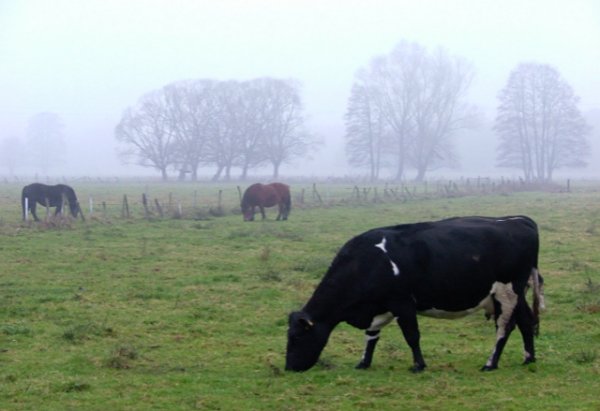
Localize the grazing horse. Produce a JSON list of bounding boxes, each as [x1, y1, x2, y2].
[[241, 182, 291, 221], [22, 183, 84, 222]]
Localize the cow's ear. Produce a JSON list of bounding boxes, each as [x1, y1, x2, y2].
[[298, 313, 314, 330]]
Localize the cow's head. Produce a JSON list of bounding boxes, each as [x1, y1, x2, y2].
[[285, 311, 332, 372]]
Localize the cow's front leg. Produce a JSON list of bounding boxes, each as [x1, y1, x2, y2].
[[356, 330, 381, 369], [394, 304, 426, 372]]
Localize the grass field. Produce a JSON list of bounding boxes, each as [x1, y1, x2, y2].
[[1, 181, 599, 410]]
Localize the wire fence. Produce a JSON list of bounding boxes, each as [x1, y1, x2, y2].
[[10, 177, 571, 226]]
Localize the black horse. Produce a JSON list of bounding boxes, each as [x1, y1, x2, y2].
[[21, 183, 84, 222]]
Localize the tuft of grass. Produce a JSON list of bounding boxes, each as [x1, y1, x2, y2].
[[105, 344, 138, 369], [1, 324, 32, 336], [61, 381, 91, 393], [259, 246, 271, 262], [572, 350, 597, 365], [62, 323, 114, 343]]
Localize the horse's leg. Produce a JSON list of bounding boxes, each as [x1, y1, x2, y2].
[[31, 203, 39, 222], [260, 206, 266, 220], [276, 203, 282, 221]]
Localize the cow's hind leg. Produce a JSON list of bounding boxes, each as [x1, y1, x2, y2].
[[482, 283, 519, 371], [514, 296, 537, 365]]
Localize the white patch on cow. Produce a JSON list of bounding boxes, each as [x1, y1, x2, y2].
[[491, 281, 518, 339], [419, 294, 495, 319], [367, 312, 395, 332], [374, 237, 388, 253], [390, 260, 400, 276], [495, 216, 525, 222], [374, 237, 401, 276]]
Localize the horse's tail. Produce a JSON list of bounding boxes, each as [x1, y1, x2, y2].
[[21, 187, 28, 221]]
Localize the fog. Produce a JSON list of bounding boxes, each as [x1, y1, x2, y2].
[[1, 0, 599, 180]]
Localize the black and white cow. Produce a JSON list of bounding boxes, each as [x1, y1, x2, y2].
[[286, 216, 543, 372]]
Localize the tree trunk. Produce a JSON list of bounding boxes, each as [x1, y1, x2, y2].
[[212, 165, 224, 182], [272, 162, 281, 179]]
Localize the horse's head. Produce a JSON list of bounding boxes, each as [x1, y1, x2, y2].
[[241, 202, 254, 221], [62, 185, 82, 219], [68, 201, 81, 218]]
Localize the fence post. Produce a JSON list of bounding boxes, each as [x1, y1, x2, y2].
[[24, 197, 29, 221], [122, 195, 130, 218], [142, 193, 150, 219], [89, 196, 93, 215], [154, 199, 164, 218]]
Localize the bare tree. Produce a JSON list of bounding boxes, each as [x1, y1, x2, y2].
[[260, 78, 312, 179], [236, 79, 271, 180], [410, 48, 477, 181], [164, 80, 216, 181], [206, 80, 244, 181], [495, 63, 591, 182], [344, 71, 388, 181], [115, 90, 177, 180], [26, 112, 66, 174], [1, 136, 25, 175], [345, 41, 476, 181]]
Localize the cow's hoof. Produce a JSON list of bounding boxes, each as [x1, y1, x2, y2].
[[480, 365, 498, 372], [355, 362, 370, 370]]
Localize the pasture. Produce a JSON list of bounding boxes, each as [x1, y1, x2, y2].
[[1, 180, 599, 410]]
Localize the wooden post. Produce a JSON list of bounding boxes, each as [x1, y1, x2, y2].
[[237, 186, 243, 204], [122, 195, 130, 219], [89, 196, 93, 215], [154, 199, 164, 218], [24, 197, 29, 221], [102, 201, 107, 218], [312, 183, 323, 205], [142, 193, 150, 219]]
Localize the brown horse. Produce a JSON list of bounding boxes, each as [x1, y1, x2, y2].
[[241, 182, 291, 221]]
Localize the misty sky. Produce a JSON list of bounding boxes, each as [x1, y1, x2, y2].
[[1, 0, 599, 178]]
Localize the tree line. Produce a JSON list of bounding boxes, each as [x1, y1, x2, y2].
[[344, 41, 591, 182], [2, 40, 592, 183], [115, 78, 314, 181]]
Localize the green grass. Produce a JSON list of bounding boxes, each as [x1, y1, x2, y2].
[[1, 181, 599, 410]]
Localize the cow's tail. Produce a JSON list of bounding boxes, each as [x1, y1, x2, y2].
[[530, 268, 542, 337]]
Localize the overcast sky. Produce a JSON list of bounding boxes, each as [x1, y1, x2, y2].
[[1, 0, 599, 178]]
